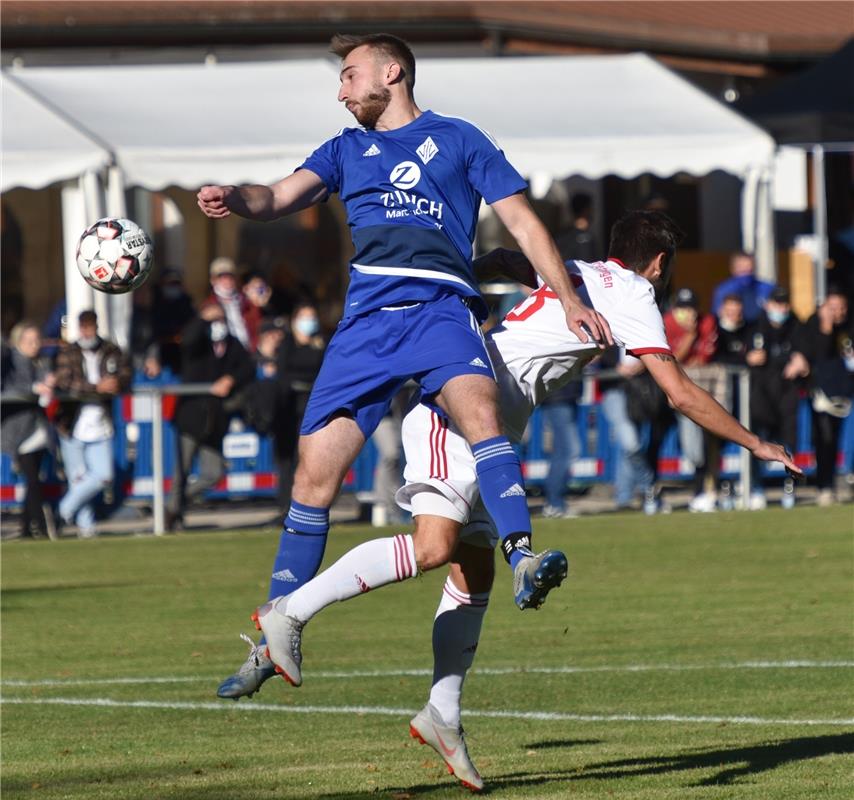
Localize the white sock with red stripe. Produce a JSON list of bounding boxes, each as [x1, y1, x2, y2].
[[283, 534, 417, 624], [429, 577, 490, 729]]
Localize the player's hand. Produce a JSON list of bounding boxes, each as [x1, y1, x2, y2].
[[751, 440, 803, 479], [565, 302, 614, 347], [197, 185, 234, 219]]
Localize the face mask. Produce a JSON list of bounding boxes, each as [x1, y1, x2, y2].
[[78, 335, 99, 350], [295, 317, 319, 337], [210, 321, 228, 342], [162, 286, 182, 300], [767, 309, 789, 325], [719, 317, 740, 332]]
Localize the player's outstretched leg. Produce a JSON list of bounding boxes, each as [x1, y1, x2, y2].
[[253, 533, 418, 685]]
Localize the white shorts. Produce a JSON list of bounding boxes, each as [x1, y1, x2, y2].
[[395, 403, 499, 550]]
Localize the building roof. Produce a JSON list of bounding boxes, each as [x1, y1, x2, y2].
[[3, 1, 852, 65]]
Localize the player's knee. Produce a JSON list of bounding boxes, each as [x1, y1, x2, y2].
[[411, 517, 458, 571]]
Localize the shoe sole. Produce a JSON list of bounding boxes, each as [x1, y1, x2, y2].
[[409, 724, 483, 793], [518, 552, 569, 610], [251, 609, 300, 687]]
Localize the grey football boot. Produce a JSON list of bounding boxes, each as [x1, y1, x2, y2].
[[252, 595, 305, 687], [409, 703, 484, 792], [216, 633, 277, 700], [513, 549, 569, 610]]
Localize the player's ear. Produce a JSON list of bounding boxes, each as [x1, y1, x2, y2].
[[385, 60, 402, 85]]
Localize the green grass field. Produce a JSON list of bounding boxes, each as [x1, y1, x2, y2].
[[2, 506, 853, 799]]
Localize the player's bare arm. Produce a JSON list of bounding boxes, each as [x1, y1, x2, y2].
[[641, 351, 803, 475], [490, 194, 614, 346], [197, 169, 328, 221]]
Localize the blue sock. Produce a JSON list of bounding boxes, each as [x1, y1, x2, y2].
[[267, 501, 329, 600], [472, 436, 532, 570]]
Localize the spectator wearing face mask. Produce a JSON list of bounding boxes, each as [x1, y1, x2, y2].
[[207, 257, 260, 352], [152, 267, 196, 377], [54, 310, 131, 538], [663, 288, 721, 512], [272, 301, 326, 512], [165, 301, 254, 531], [746, 286, 810, 509], [798, 288, 854, 506]]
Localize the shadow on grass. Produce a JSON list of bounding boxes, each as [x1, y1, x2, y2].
[[572, 732, 854, 786], [522, 738, 602, 750], [313, 732, 854, 797]]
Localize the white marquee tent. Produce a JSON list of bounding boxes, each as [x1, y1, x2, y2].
[[2, 53, 777, 339]]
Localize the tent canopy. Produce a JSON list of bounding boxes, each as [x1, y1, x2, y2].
[[5, 53, 774, 191], [1, 72, 111, 192], [737, 38, 854, 146]]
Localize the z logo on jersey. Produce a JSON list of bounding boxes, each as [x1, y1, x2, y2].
[[389, 161, 422, 190]]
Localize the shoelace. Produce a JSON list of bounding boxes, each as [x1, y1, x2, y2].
[[238, 632, 266, 669]]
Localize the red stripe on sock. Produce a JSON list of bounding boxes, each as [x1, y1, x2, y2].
[[399, 534, 413, 579], [393, 535, 403, 581]]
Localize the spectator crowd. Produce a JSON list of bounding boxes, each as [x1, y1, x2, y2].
[[2, 243, 853, 539]]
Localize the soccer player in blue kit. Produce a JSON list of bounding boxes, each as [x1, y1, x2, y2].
[[198, 33, 612, 699]]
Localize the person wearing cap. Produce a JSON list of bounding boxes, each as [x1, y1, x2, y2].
[[746, 286, 810, 509], [663, 288, 721, 511], [207, 257, 261, 353], [712, 252, 775, 324], [54, 310, 131, 538]]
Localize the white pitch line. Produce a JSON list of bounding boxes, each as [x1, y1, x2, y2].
[[2, 697, 852, 727], [2, 660, 852, 688]]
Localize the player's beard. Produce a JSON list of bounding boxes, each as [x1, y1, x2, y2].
[[348, 85, 391, 129]]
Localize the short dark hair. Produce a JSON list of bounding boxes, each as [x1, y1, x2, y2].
[[721, 293, 743, 305], [608, 210, 684, 272], [570, 193, 592, 219], [78, 310, 97, 326], [330, 33, 416, 94]]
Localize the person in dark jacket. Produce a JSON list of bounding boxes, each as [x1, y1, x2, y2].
[[272, 301, 326, 512], [746, 286, 809, 509], [166, 301, 254, 530], [54, 310, 131, 538], [1, 322, 57, 539], [798, 288, 853, 505]]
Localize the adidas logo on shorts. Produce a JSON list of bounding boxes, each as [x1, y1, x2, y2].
[[500, 483, 526, 498], [363, 144, 381, 157], [468, 357, 488, 368]]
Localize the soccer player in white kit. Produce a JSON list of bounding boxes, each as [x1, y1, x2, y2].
[[249, 211, 801, 792]]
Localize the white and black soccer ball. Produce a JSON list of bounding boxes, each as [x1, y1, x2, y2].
[[76, 217, 154, 294]]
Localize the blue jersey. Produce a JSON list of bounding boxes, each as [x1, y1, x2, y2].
[[299, 110, 527, 322]]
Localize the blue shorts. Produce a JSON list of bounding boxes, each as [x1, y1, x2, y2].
[[301, 293, 495, 438]]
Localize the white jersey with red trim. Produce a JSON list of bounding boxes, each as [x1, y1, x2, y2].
[[396, 258, 670, 536], [490, 258, 670, 440]]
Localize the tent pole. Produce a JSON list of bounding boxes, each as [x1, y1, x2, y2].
[[812, 145, 828, 305], [106, 166, 132, 352], [61, 180, 95, 342]]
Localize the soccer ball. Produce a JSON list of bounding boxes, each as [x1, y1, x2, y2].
[[76, 217, 153, 294]]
